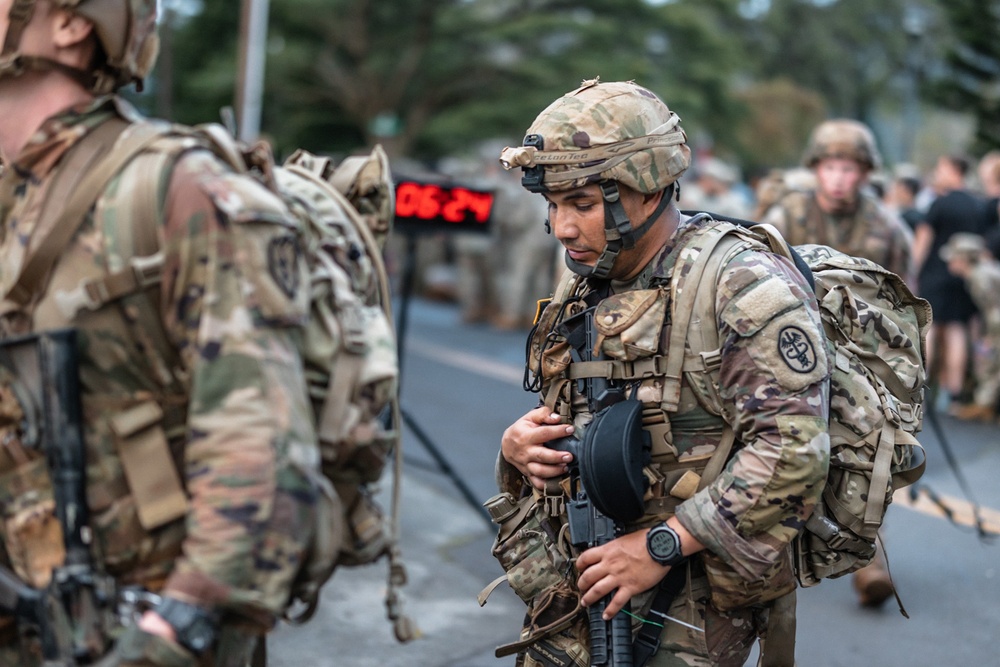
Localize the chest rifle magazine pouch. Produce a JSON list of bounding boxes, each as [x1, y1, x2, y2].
[[109, 401, 188, 531], [578, 399, 651, 524], [0, 330, 80, 588], [486, 492, 572, 606]]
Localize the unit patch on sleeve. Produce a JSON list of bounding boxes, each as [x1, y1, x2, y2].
[[778, 325, 817, 374], [267, 235, 301, 299]]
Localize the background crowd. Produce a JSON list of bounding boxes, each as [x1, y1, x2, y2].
[[404, 145, 1000, 430]]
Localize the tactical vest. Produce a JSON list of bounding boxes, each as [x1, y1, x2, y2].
[[0, 112, 196, 593], [524, 215, 764, 527], [484, 215, 802, 660], [1, 100, 416, 644], [772, 189, 904, 275]]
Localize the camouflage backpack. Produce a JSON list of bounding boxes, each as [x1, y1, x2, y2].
[[675, 221, 930, 590], [33, 119, 415, 638]]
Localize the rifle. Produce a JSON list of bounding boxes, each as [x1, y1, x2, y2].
[[0, 564, 74, 665], [0, 329, 110, 664], [548, 306, 649, 667]]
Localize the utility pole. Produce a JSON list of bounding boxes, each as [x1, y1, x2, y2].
[[902, 6, 927, 164], [236, 0, 270, 143]]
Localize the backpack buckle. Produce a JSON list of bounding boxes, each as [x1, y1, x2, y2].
[[130, 252, 164, 288], [54, 281, 106, 318], [699, 349, 722, 372]]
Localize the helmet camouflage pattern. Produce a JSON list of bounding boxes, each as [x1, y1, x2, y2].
[[0, 0, 159, 94], [802, 119, 882, 172], [499, 78, 691, 194]]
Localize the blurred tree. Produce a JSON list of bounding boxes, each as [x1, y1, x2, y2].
[[166, 2, 242, 128], [739, 0, 922, 123], [928, 0, 1000, 153], [732, 78, 827, 173], [165, 0, 746, 161]]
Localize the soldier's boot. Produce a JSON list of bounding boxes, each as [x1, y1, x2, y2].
[[950, 403, 996, 422], [853, 547, 893, 608]]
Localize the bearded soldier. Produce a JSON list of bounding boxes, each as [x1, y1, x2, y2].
[[489, 79, 830, 666], [0, 2, 319, 665]]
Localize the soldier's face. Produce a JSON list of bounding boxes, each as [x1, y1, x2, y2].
[[544, 184, 608, 269], [544, 183, 664, 279], [0, 1, 9, 47], [814, 158, 865, 212]]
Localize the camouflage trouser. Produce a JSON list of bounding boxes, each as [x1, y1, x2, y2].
[[972, 337, 1000, 408], [0, 625, 260, 667], [520, 571, 766, 667], [643, 572, 764, 667]]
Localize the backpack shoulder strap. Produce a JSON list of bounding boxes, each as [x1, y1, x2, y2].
[[1, 118, 167, 315], [53, 124, 228, 320], [661, 222, 755, 412]]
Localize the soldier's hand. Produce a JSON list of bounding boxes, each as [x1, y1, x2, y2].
[[501, 406, 574, 489], [111, 623, 198, 667], [575, 530, 669, 620]]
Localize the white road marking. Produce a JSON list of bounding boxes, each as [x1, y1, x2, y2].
[[408, 338, 525, 385], [408, 338, 1000, 534], [894, 486, 1000, 535]]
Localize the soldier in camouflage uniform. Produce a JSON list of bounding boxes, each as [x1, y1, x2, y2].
[[494, 79, 830, 666], [761, 119, 912, 608], [942, 233, 1000, 422], [761, 119, 914, 285], [0, 2, 317, 665]]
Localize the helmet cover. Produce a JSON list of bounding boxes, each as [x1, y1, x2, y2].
[[802, 119, 882, 172], [500, 78, 691, 194]]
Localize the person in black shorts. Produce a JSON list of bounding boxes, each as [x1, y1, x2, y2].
[[914, 155, 984, 408]]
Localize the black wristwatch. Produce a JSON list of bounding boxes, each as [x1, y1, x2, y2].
[[646, 522, 686, 567], [155, 596, 218, 656]]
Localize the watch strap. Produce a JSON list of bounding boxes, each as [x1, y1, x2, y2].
[[647, 522, 686, 567], [156, 596, 218, 656]]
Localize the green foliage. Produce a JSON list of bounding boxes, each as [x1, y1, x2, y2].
[[929, 0, 1000, 153], [165, 0, 749, 162], [732, 78, 827, 173], [738, 0, 919, 122], [160, 0, 988, 174], [167, 2, 240, 128]]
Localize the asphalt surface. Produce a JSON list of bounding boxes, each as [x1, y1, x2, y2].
[[267, 296, 1000, 667]]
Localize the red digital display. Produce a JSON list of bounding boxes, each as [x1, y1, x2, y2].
[[394, 180, 495, 233]]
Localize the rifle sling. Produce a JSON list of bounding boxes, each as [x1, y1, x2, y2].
[[1, 119, 168, 316], [634, 561, 688, 667]]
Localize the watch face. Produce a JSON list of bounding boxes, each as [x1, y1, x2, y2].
[[649, 526, 680, 561]]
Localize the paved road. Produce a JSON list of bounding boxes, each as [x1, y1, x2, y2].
[[269, 297, 1000, 667]]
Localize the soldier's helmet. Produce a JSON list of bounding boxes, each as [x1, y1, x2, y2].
[[498, 78, 690, 279], [802, 119, 882, 172], [499, 78, 691, 194], [940, 232, 986, 263], [0, 0, 159, 94]]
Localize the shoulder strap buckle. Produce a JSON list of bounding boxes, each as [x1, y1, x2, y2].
[[54, 281, 104, 319], [54, 252, 164, 319], [130, 251, 165, 289]]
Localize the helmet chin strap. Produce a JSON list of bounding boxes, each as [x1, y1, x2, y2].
[[2, 54, 99, 89], [564, 181, 674, 279]]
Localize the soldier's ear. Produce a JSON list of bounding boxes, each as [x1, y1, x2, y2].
[[51, 8, 94, 51], [640, 188, 666, 217]]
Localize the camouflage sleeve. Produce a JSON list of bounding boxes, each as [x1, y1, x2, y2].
[[759, 201, 790, 238], [674, 249, 830, 581], [156, 150, 317, 623]]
